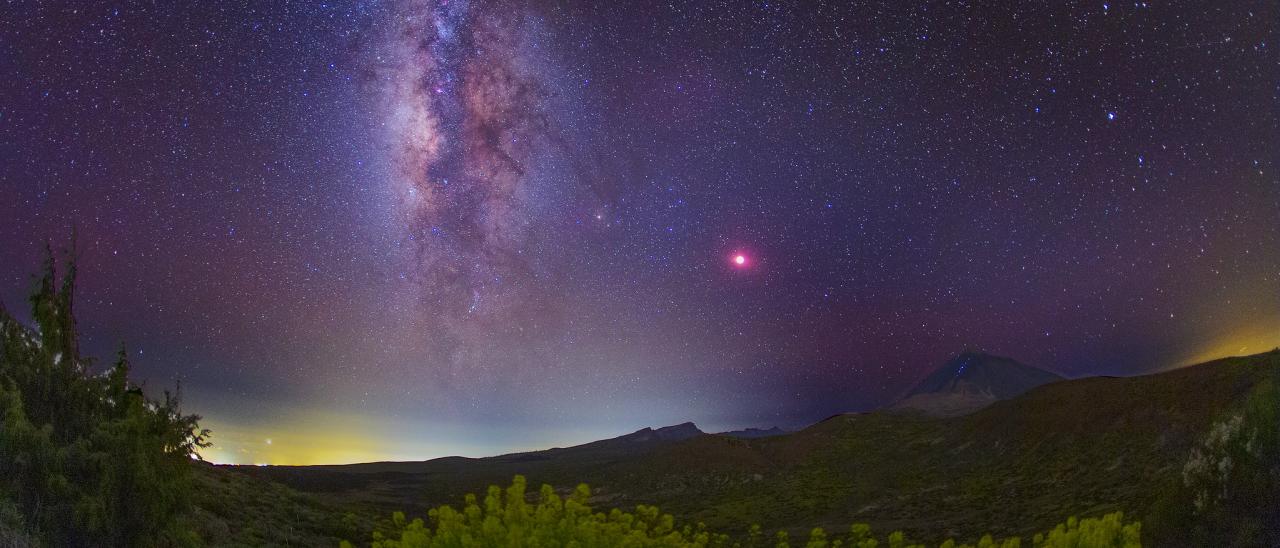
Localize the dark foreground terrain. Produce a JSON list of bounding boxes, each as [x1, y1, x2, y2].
[[210, 350, 1279, 546]]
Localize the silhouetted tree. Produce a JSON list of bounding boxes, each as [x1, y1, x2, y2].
[[0, 245, 210, 546]]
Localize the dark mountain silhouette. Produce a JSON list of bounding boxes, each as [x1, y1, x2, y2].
[[890, 351, 1064, 416], [227, 350, 1280, 543], [256, 422, 707, 479], [618, 422, 704, 443], [522, 421, 704, 457], [717, 426, 788, 439]]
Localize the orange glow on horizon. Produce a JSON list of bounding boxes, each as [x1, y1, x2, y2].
[[1174, 322, 1280, 369]]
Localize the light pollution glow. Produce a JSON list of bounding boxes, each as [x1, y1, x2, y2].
[[195, 327, 1279, 466], [195, 406, 642, 466], [1175, 322, 1280, 369]]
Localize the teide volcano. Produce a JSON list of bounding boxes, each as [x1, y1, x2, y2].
[[890, 351, 1064, 416]]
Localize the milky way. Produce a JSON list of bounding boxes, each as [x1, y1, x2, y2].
[[369, 0, 588, 365]]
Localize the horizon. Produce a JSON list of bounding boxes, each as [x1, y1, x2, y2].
[[2, 1, 1277, 467], [185, 346, 1280, 464], [196, 346, 1277, 466]]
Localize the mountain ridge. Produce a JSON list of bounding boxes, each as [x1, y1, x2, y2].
[[717, 426, 788, 439], [889, 351, 1064, 416]]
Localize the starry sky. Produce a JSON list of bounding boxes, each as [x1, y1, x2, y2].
[[1, 1, 1276, 465]]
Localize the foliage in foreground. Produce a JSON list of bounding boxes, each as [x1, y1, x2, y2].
[[1148, 360, 1280, 547], [349, 476, 1141, 548], [0, 247, 210, 546]]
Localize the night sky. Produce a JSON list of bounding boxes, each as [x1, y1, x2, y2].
[[1, 1, 1276, 465]]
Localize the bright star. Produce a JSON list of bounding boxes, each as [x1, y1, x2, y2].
[[733, 254, 747, 266]]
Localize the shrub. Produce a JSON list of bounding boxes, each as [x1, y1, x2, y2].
[[350, 477, 1142, 548]]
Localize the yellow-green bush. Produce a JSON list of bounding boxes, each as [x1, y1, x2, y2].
[[348, 476, 1142, 548], [346, 475, 729, 547]]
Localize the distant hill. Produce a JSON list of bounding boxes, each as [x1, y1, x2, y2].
[[618, 422, 704, 443], [889, 351, 1064, 416], [717, 426, 788, 439], [237, 421, 708, 483], [228, 350, 1279, 543]]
